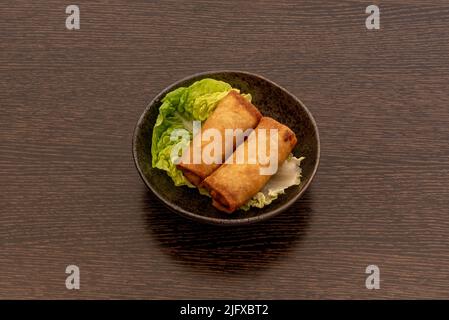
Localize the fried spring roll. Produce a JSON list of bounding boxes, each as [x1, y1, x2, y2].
[[177, 91, 262, 186], [202, 117, 297, 213]]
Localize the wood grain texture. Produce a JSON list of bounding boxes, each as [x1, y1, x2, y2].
[[1, 0, 449, 299]]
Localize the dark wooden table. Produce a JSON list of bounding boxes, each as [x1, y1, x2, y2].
[[1, 0, 449, 299]]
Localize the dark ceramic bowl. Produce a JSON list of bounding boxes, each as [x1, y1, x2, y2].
[[133, 71, 320, 225]]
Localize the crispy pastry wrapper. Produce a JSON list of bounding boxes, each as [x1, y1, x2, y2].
[[177, 91, 262, 186], [202, 117, 297, 213]]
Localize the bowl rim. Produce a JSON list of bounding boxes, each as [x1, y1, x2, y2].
[[132, 70, 320, 226]]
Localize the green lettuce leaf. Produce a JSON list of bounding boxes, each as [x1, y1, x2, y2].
[[151, 79, 250, 187], [240, 156, 305, 210]]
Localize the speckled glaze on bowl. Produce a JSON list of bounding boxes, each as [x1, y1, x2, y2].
[[133, 71, 320, 225]]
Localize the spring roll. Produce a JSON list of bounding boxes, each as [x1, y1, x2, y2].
[[202, 117, 297, 213], [177, 91, 262, 186]]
